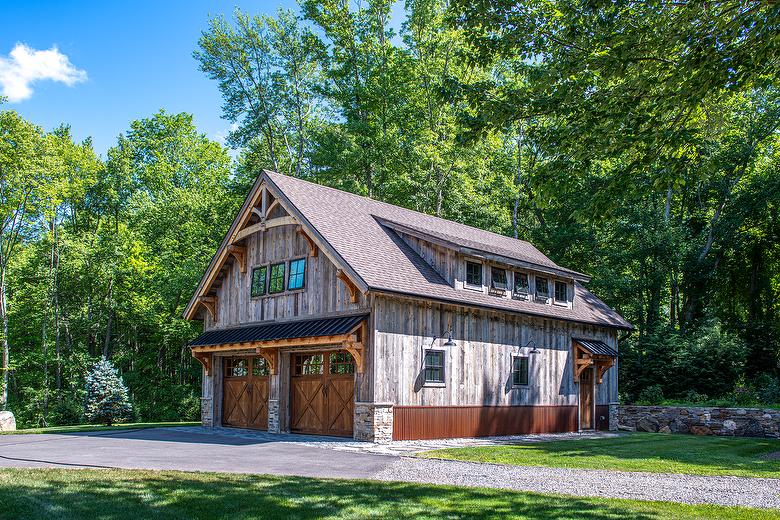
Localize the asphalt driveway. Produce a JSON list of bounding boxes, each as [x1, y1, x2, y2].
[[2, 427, 779, 509], [0, 427, 393, 478]]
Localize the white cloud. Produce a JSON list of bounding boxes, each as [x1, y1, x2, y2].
[[214, 123, 239, 145], [0, 43, 87, 102]]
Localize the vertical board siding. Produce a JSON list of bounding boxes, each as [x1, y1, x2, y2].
[[207, 225, 369, 331], [373, 295, 619, 408], [393, 405, 578, 440]]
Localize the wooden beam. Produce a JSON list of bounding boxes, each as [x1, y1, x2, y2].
[[191, 333, 353, 354], [264, 215, 297, 229], [198, 295, 218, 322], [297, 226, 318, 258], [265, 198, 280, 219], [227, 244, 247, 273], [233, 222, 264, 243], [337, 269, 359, 303], [255, 348, 279, 375], [192, 351, 213, 376], [342, 340, 364, 374], [251, 207, 264, 220]]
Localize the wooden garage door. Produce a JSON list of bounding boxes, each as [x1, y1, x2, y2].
[[222, 356, 270, 429], [291, 351, 354, 437]]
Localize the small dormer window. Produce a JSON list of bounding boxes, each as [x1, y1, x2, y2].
[[491, 267, 507, 291], [466, 261, 482, 287], [536, 277, 549, 300], [554, 280, 568, 303], [513, 272, 529, 299]]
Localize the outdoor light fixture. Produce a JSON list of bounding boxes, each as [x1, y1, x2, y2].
[[443, 329, 456, 347], [427, 326, 456, 350], [524, 339, 541, 355]]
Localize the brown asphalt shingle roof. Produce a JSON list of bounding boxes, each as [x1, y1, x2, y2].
[[266, 171, 632, 330]]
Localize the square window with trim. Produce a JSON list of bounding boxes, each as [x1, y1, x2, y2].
[[250, 266, 268, 297], [424, 350, 445, 384], [465, 261, 482, 287], [513, 272, 529, 298], [288, 258, 306, 290], [269, 262, 286, 293], [554, 280, 568, 302], [512, 355, 529, 386], [536, 277, 549, 300], [491, 267, 507, 291]]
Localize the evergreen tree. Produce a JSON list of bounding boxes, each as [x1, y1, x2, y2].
[[83, 359, 133, 425]]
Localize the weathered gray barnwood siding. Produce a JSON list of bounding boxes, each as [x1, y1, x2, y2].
[[372, 294, 618, 407], [203, 225, 368, 330]]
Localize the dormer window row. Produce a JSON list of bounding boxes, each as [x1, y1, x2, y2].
[[463, 260, 572, 306]]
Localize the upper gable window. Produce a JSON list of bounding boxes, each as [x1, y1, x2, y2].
[[251, 266, 268, 298], [465, 261, 483, 287], [288, 258, 306, 290], [269, 262, 286, 294], [491, 267, 508, 291], [513, 272, 529, 299], [554, 280, 568, 303], [536, 277, 549, 300]]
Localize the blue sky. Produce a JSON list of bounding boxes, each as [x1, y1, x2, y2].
[[0, 0, 314, 157]]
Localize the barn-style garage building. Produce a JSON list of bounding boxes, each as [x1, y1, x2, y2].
[[184, 170, 631, 442]]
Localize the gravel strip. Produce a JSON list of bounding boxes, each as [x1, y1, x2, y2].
[[374, 457, 780, 510]]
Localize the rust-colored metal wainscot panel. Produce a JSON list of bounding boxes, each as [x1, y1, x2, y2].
[[392, 405, 578, 441]]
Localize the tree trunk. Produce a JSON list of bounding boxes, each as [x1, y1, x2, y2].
[[0, 274, 8, 410], [103, 277, 114, 359]]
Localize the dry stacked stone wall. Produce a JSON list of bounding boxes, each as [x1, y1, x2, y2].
[[616, 405, 780, 438]]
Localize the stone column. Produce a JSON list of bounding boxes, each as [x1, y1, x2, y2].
[[201, 363, 214, 428], [201, 398, 214, 427], [268, 399, 280, 433], [354, 402, 393, 443], [608, 402, 619, 431]]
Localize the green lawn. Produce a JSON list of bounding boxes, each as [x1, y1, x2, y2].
[[420, 432, 780, 478], [0, 468, 776, 520], [0, 421, 199, 435]]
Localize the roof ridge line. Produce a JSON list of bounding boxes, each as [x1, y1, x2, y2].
[[264, 170, 545, 251]]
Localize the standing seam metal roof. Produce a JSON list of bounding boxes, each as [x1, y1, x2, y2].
[[189, 314, 368, 347]]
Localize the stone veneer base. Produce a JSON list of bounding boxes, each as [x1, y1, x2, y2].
[[354, 402, 393, 443]]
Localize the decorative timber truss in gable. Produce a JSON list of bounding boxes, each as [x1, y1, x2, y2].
[[183, 172, 368, 322]]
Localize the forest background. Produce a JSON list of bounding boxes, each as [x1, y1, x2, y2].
[[2, 1, 778, 427]]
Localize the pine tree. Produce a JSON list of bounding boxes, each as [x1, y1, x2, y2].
[[83, 359, 133, 425]]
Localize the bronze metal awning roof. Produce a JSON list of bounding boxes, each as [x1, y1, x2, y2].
[[574, 338, 618, 357], [189, 314, 368, 347]]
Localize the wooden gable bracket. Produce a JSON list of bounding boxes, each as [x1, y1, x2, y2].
[[227, 245, 247, 273], [192, 351, 213, 376], [198, 295, 218, 322], [342, 339, 365, 374], [336, 269, 360, 303], [595, 356, 615, 384], [254, 347, 279, 375], [296, 226, 318, 258]]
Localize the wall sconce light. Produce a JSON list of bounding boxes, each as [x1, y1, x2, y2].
[[427, 327, 456, 350], [524, 339, 541, 354]]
